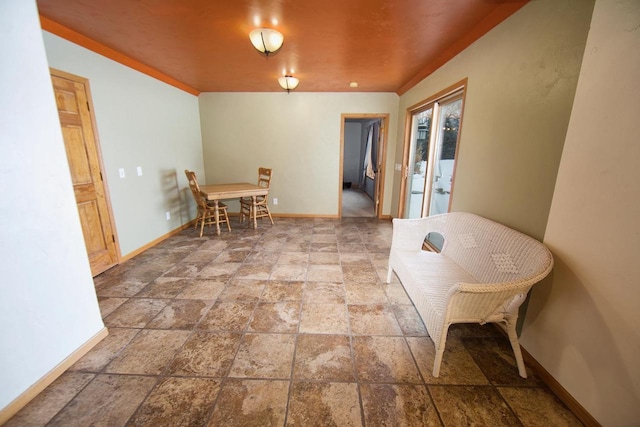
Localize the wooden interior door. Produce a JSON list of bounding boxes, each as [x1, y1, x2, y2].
[[51, 69, 119, 276]]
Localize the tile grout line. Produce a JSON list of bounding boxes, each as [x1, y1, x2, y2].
[[281, 281, 305, 427], [344, 224, 367, 427]]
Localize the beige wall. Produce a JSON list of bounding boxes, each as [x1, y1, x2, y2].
[[0, 0, 104, 412], [42, 33, 204, 256], [198, 92, 399, 216], [393, 0, 594, 240], [522, 1, 640, 425]]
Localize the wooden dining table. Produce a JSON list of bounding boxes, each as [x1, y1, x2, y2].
[[200, 182, 269, 235]]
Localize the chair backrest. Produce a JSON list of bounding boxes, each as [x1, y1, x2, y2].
[[258, 167, 272, 189], [185, 169, 208, 209]]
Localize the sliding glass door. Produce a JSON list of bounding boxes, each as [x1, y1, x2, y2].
[[427, 97, 462, 216], [403, 86, 464, 219], [406, 108, 433, 218]]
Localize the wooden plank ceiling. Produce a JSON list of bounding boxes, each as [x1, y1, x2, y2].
[[37, 0, 528, 94]]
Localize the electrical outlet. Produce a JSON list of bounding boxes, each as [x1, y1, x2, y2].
[[165, 211, 171, 220], [118, 168, 126, 178], [273, 198, 278, 205]]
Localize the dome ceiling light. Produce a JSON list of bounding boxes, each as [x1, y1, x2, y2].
[[278, 75, 299, 93], [249, 28, 284, 57]]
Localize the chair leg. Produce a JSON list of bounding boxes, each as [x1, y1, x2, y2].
[[239, 201, 249, 224], [264, 206, 274, 225], [253, 205, 273, 225], [223, 209, 231, 232], [432, 324, 451, 378], [194, 210, 201, 230], [199, 212, 206, 237], [506, 317, 528, 378], [245, 205, 252, 224], [194, 211, 202, 232]]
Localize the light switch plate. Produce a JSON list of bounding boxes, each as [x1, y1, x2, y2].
[[137, 166, 143, 176], [118, 168, 125, 178]]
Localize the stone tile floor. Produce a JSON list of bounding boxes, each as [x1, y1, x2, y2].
[[6, 217, 583, 426]]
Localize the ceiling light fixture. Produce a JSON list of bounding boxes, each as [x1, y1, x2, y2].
[[278, 75, 299, 93], [249, 28, 284, 57]]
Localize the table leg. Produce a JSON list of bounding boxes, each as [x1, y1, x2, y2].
[[214, 200, 221, 235], [252, 196, 258, 229]]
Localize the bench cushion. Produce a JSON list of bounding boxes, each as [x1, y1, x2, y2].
[[392, 249, 475, 337]]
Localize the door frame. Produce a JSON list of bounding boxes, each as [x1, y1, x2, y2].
[[339, 113, 390, 218], [51, 68, 121, 273], [398, 78, 467, 218]]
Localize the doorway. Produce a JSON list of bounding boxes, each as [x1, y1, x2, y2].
[[339, 114, 389, 218], [51, 69, 119, 276], [400, 80, 466, 219]]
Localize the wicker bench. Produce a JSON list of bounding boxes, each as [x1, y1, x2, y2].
[[386, 212, 553, 378]]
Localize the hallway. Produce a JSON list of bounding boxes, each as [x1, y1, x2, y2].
[[342, 189, 375, 218]]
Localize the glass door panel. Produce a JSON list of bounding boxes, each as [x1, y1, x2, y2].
[[428, 98, 462, 216], [405, 108, 432, 218]]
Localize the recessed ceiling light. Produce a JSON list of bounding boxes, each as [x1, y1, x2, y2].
[[349, 82, 358, 88]]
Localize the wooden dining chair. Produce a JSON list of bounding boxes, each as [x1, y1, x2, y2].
[[185, 170, 231, 236], [239, 167, 274, 225]]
